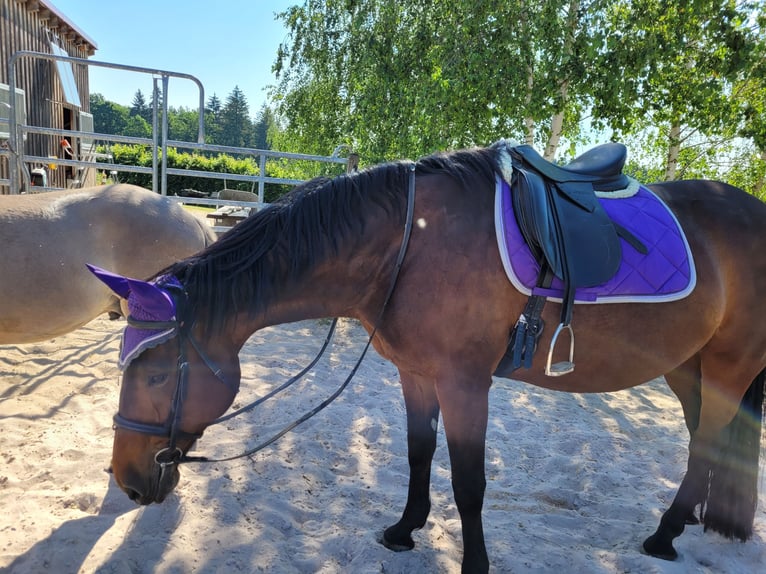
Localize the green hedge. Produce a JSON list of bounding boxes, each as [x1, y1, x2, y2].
[[99, 145, 348, 202]]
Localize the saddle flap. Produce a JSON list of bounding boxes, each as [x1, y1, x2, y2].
[[512, 168, 560, 275], [556, 196, 622, 286], [510, 161, 622, 289], [554, 181, 598, 213]]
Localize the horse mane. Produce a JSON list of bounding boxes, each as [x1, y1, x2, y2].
[[158, 146, 498, 333]]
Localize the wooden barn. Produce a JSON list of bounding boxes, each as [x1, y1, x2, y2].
[[1, 0, 97, 192]]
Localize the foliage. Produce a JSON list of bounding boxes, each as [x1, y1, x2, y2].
[[271, 1, 622, 162], [270, 0, 766, 192], [219, 86, 255, 148], [205, 93, 223, 144], [130, 90, 152, 123], [88, 2, 766, 196], [253, 105, 278, 150], [105, 144, 259, 194], [100, 142, 348, 201], [90, 93, 132, 136], [589, 0, 760, 179]]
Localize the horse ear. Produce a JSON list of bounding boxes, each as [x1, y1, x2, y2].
[[86, 264, 132, 299], [125, 278, 176, 319], [87, 264, 176, 319]]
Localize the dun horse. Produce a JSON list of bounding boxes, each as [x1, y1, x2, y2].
[[91, 144, 765, 573], [0, 184, 215, 345]]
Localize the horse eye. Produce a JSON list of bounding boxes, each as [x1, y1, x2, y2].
[[147, 373, 169, 388]]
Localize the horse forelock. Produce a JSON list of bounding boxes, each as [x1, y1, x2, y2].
[[157, 161, 413, 333]]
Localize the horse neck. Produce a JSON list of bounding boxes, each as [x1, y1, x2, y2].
[[227, 213, 406, 348]]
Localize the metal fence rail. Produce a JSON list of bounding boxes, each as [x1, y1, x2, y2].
[[3, 50, 354, 234]]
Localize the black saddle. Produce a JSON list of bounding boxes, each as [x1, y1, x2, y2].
[[494, 142, 643, 377], [510, 143, 627, 289]]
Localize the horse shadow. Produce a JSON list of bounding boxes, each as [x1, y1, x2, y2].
[[1, 475, 182, 574], [0, 326, 120, 404]]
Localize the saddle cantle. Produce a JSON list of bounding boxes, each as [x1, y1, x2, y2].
[[493, 141, 645, 377]]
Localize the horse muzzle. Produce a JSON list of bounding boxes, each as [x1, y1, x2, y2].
[[114, 451, 182, 505]]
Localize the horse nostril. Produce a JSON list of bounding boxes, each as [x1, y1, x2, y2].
[[125, 487, 142, 502]]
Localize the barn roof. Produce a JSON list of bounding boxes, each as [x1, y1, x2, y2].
[[34, 0, 98, 55]]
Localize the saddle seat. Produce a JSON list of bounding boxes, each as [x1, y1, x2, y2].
[[513, 142, 630, 190]]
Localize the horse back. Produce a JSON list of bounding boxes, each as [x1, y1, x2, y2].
[[649, 180, 766, 267], [0, 185, 214, 344]]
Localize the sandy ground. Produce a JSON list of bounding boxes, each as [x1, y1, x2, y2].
[[0, 316, 764, 573]]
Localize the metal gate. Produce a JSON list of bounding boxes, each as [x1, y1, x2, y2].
[[1, 50, 353, 212]]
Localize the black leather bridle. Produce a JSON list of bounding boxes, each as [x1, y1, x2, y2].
[[112, 309, 240, 490], [111, 163, 417, 478]]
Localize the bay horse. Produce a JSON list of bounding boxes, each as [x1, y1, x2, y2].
[[0, 184, 215, 346], [91, 146, 765, 573]]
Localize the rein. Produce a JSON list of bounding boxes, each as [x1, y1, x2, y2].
[[115, 163, 417, 467]]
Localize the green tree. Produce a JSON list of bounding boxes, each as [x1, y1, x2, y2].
[[89, 93, 129, 135], [130, 89, 152, 123], [733, 10, 766, 196], [205, 93, 223, 144], [220, 86, 254, 148], [273, 1, 617, 162], [123, 114, 151, 138], [253, 105, 276, 150], [168, 107, 202, 142], [594, 0, 758, 180]]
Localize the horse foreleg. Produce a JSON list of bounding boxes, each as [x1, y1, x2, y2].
[[382, 372, 440, 551], [437, 377, 490, 574]]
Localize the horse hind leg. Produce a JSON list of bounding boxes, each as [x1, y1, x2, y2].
[[702, 367, 765, 539], [663, 359, 704, 525], [381, 371, 440, 552], [644, 364, 765, 560]]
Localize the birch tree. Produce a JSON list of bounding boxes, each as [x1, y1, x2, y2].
[[594, 0, 758, 180], [273, 0, 610, 162]]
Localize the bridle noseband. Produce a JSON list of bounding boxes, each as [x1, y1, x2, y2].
[[113, 163, 417, 476]]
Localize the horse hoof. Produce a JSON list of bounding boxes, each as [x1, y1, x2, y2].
[[642, 534, 678, 561], [379, 527, 415, 552], [685, 511, 699, 525]]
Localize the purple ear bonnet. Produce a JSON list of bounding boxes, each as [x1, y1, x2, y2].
[[86, 264, 182, 369]]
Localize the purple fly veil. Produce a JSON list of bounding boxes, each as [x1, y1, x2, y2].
[[87, 264, 182, 369]]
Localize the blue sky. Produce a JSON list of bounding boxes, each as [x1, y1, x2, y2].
[[48, 0, 296, 112]]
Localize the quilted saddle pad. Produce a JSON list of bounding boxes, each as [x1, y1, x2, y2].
[[494, 176, 696, 304]]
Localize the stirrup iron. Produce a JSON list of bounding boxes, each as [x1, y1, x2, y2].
[[545, 323, 575, 376]]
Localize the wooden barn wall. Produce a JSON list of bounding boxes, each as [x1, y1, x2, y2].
[[1, 0, 95, 192]]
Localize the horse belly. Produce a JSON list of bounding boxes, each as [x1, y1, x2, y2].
[[511, 296, 719, 393]]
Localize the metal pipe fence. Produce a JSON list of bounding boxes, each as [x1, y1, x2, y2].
[[3, 50, 354, 225]]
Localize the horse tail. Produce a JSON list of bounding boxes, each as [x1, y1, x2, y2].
[[702, 368, 765, 540]]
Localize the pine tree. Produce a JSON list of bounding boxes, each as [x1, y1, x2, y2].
[[253, 105, 275, 150], [205, 94, 223, 144], [130, 90, 152, 123], [220, 86, 254, 148]]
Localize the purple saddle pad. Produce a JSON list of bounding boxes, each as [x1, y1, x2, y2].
[[494, 177, 696, 304]]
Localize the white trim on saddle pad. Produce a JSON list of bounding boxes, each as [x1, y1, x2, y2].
[[493, 175, 698, 305], [595, 177, 641, 198]]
